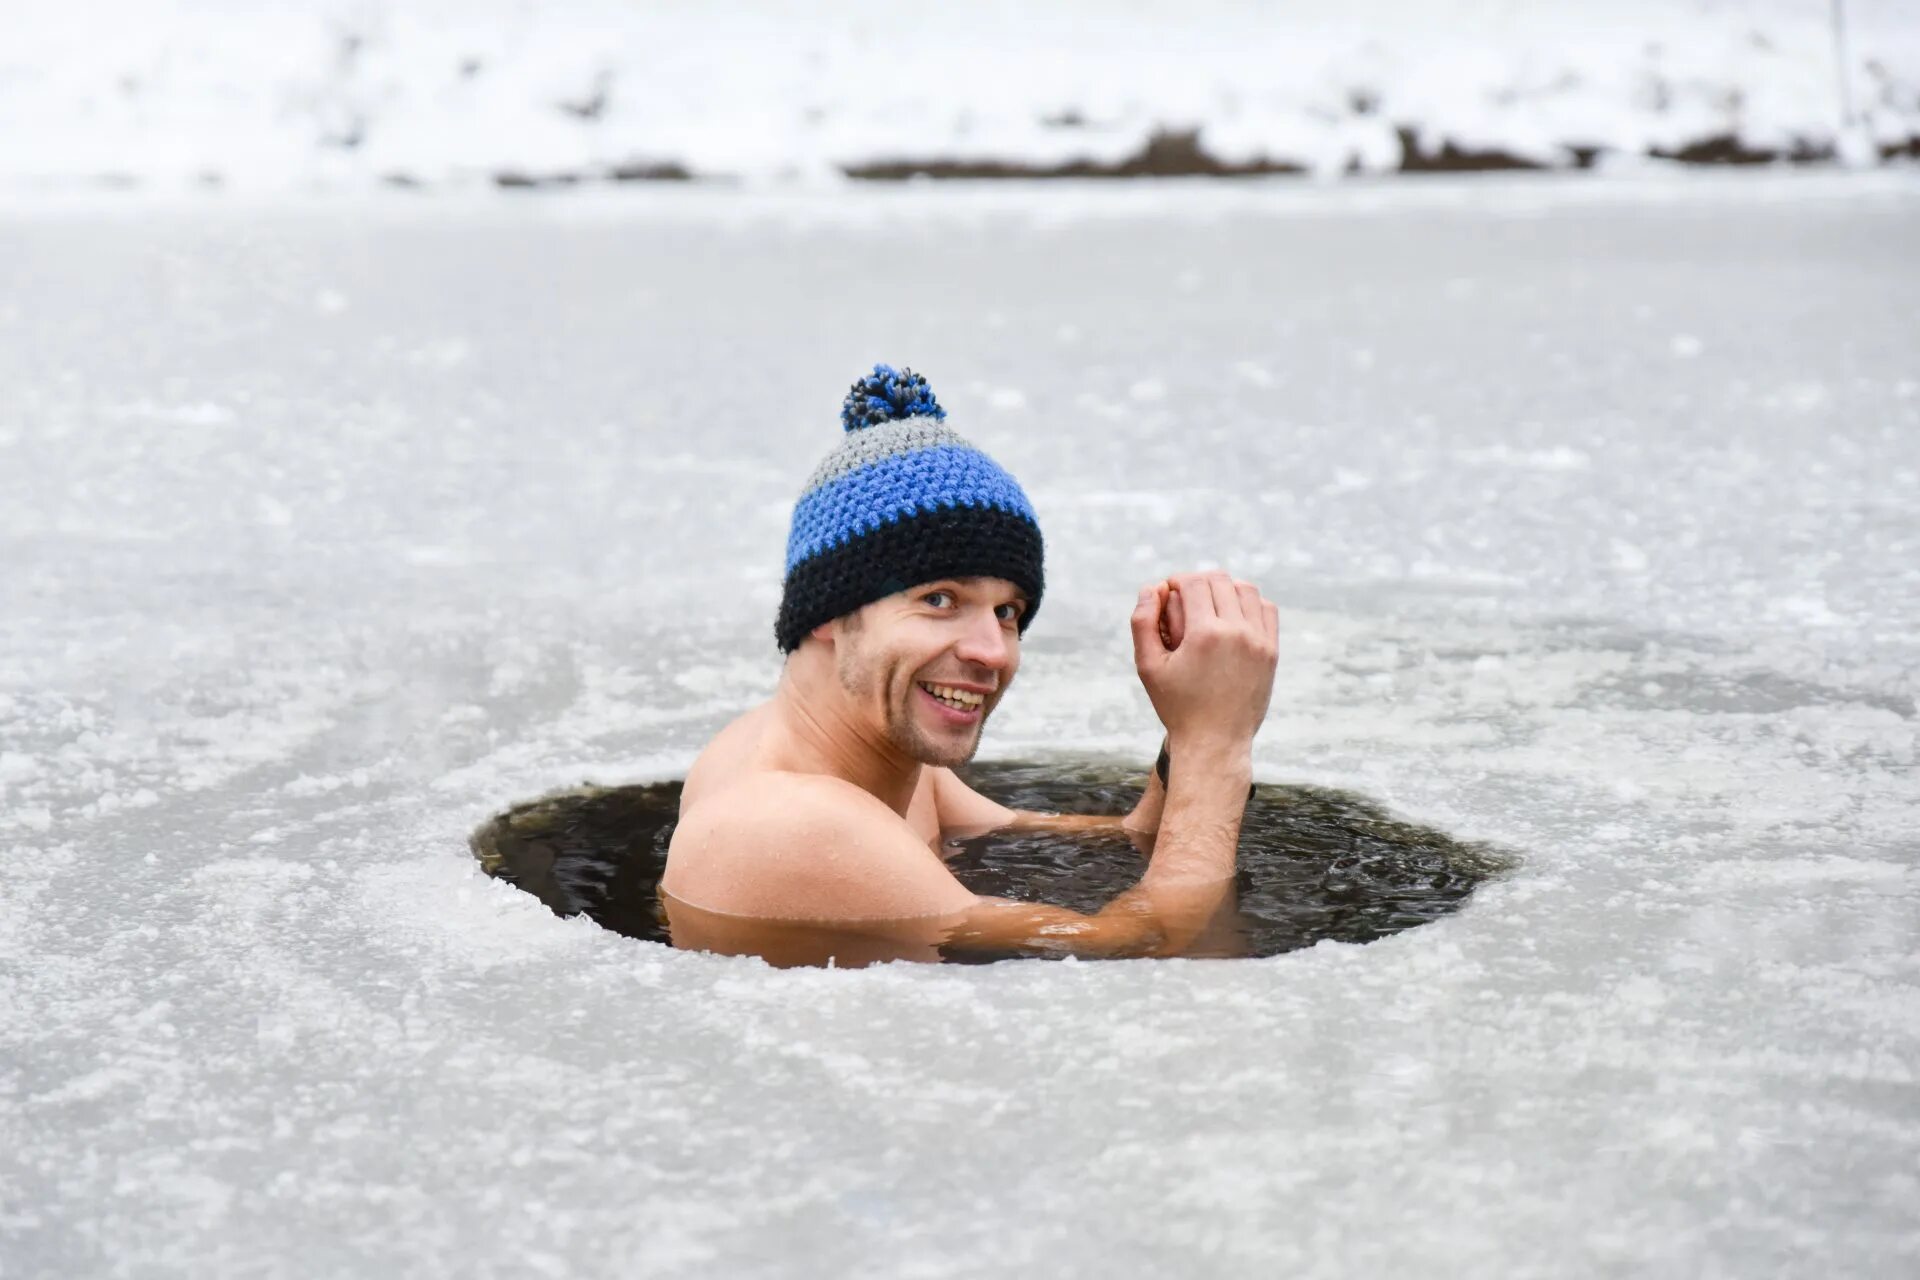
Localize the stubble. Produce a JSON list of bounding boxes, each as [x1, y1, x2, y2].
[[836, 631, 983, 769]]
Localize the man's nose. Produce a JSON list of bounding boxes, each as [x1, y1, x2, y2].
[[952, 607, 1015, 670]]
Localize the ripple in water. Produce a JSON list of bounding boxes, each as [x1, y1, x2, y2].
[[472, 761, 1510, 964]]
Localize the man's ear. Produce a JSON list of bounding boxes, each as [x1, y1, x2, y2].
[[809, 620, 837, 648]]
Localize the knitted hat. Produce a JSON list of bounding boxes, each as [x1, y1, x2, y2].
[[775, 364, 1045, 653]]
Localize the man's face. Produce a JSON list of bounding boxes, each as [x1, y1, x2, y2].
[[832, 577, 1026, 769]]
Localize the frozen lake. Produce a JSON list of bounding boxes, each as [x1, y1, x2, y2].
[[4, 173, 1918, 1276]]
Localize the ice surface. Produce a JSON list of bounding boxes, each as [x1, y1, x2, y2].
[[3, 172, 1919, 1276], [4, 1, 1920, 188]]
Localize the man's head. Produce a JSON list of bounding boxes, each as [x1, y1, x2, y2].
[[775, 364, 1044, 765]]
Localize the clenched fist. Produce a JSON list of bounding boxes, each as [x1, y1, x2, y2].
[[1131, 571, 1279, 749]]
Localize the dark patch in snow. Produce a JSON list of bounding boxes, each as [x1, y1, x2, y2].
[[493, 169, 586, 189], [558, 71, 612, 122], [1650, 132, 1836, 165], [494, 158, 694, 187], [605, 158, 693, 182], [1394, 125, 1549, 172], [843, 126, 1308, 180]]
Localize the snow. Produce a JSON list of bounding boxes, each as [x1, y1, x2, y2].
[[4, 171, 1920, 1275], [3, 2, 1920, 189]]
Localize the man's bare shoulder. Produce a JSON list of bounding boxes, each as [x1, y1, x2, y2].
[[677, 703, 775, 813], [664, 770, 973, 921], [681, 768, 892, 831]]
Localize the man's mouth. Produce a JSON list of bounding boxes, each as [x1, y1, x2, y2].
[[917, 681, 987, 716]]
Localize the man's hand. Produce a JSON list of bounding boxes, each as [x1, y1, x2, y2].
[[1131, 572, 1278, 750]]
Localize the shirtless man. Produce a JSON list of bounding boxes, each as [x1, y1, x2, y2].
[[660, 365, 1278, 964]]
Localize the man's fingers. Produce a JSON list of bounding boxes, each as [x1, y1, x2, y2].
[[1234, 580, 1262, 626], [1204, 571, 1243, 622], [1170, 573, 1220, 626], [1263, 599, 1279, 647], [1130, 583, 1167, 663]]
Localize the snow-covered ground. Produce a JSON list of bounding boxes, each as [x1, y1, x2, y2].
[[3, 171, 1918, 1275], [5, 1, 1920, 188]]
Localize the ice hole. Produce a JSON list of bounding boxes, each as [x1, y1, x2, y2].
[[473, 761, 1510, 965]]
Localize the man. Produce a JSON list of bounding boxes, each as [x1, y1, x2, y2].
[[661, 365, 1278, 963]]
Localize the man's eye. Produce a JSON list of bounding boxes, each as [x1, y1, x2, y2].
[[924, 591, 953, 609], [995, 603, 1024, 622]]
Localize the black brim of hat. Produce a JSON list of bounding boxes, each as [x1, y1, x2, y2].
[[776, 505, 1045, 653]]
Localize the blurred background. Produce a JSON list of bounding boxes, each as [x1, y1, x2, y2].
[[5, 0, 1917, 190]]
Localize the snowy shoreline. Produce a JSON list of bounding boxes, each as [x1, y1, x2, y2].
[[7, 1, 1919, 192]]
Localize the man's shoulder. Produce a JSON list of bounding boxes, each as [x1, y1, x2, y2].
[[684, 768, 892, 834], [665, 771, 970, 921]]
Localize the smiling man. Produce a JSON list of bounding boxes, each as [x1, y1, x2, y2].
[[661, 365, 1278, 963]]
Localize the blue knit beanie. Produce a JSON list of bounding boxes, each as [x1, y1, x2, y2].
[[775, 364, 1045, 653]]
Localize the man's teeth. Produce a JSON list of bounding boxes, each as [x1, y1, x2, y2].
[[921, 683, 985, 710]]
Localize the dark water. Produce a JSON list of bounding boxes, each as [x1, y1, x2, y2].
[[471, 761, 1509, 962]]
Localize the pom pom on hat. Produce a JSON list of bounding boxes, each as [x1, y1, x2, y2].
[[840, 363, 946, 432]]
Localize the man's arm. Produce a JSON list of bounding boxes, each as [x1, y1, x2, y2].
[[959, 571, 1276, 955], [928, 766, 1164, 837], [941, 742, 1247, 958]]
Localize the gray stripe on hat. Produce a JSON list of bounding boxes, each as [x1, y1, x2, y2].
[[798, 419, 975, 494]]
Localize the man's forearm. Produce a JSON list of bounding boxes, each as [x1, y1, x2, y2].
[[1121, 758, 1166, 836], [1139, 734, 1250, 888], [998, 749, 1163, 853], [996, 745, 1164, 838]]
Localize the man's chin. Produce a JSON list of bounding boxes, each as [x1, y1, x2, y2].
[[895, 721, 984, 770], [920, 745, 979, 770], [910, 735, 980, 770]]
